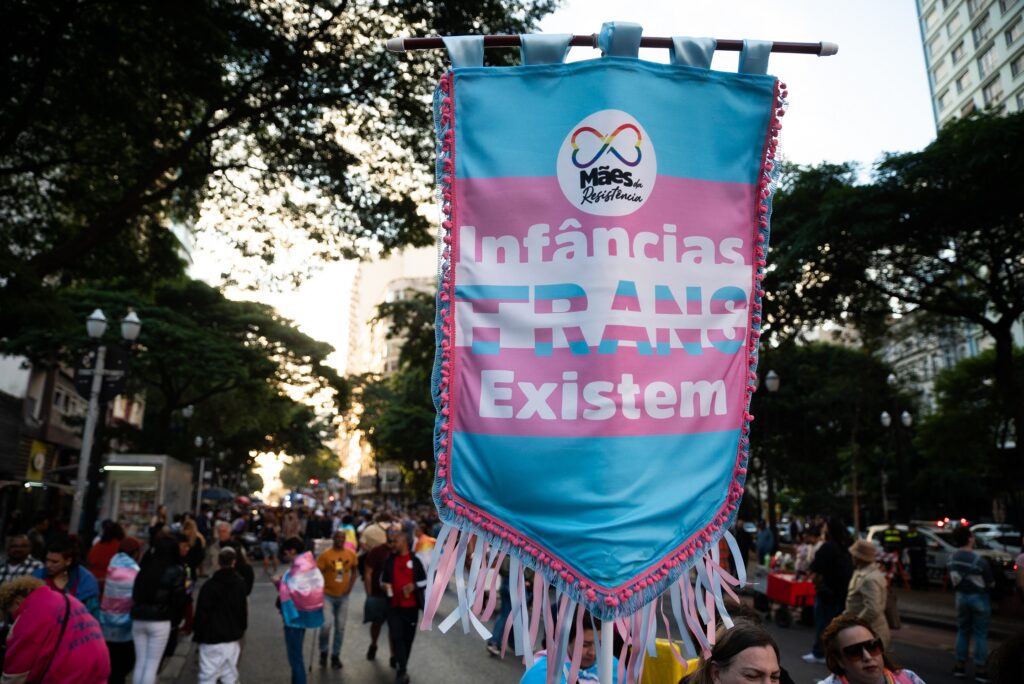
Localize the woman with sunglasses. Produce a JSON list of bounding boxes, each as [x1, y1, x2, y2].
[[818, 615, 926, 684]]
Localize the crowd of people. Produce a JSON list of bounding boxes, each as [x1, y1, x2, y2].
[[0, 502, 1020, 684]]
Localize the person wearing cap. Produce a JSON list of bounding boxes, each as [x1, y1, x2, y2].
[[101, 537, 144, 684], [844, 540, 890, 649]]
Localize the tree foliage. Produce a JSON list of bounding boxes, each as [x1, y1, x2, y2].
[[1, 0, 558, 336], [768, 112, 1024, 451], [280, 448, 342, 491], [1, 278, 346, 474], [913, 348, 1024, 522], [350, 289, 435, 494]]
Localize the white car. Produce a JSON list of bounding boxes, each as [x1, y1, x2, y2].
[[970, 523, 1022, 555], [865, 524, 1017, 587]]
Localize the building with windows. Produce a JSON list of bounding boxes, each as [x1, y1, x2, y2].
[[917, 0, 1024, 126]]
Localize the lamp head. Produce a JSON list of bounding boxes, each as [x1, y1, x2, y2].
[[901, 410, 913, 428], [880, 411, 892, 428], [764, 370, 780, 393], [86, 309, 108, 339], [121, 309, 142, 341]]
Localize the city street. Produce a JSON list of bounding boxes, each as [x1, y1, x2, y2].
[[166, 572, 994, 684]]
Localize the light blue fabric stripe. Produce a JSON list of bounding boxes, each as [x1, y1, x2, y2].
[[738, 39, 773, 75], [670, 37, 716, 69], [598, 22, 643, 57], [452, 59, 775, 183], [449, 430, 740, 586], [455, 284, 529, 301], [443, 36, 485, 68], [520, 33, 572, 65]]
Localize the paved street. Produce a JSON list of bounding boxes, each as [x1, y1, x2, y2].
[[165, 570, 1001, 684]]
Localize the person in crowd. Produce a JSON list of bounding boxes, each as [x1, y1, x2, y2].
[[845, 540, 890, 649], [686, 619, 781, 684], [486, 554, 513, 658], [904, 523, 928, 590], [381, 526, 427, 684], [86, 520, 125, 591], [804, 517, 854, 664], [148, 504, 169, 544], [194, 547, 248, 684], [948, 525, 993, 682], [0, 576, 110, 682], [339, 514, 358, 552], [0, 534, 43, 585], [413, 521, 436, 571], [32, 535, 101, 620], [181, 517, 206, 581], [363, 530, 394, 664], [818, 615, 926, 684], [795, 528, 820, 577], [317, 529, 358, 669], [519, 615, 614, 683], [276, 536, 324, 684], [27, 512, 49, 561], [131, 536, 187, 684], [755, 520, 774, 567], [734, 517, 753, 570], [260, 519, 281, 575], [281, 510, 301, 540], [210, 520, 255, 595], [101, 537, 143, 684], [360, 513, 392, 558]]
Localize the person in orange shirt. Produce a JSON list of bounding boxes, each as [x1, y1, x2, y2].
[[316, 530, 358, 669]]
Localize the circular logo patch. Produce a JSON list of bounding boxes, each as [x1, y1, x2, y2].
[[557, 109, 656, 216]]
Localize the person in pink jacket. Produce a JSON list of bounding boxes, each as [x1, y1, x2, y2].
[[0, 575, 111, 683]]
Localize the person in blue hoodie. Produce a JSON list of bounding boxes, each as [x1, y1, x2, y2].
[[32, 535, 100, 620], [275, 536, 324, 684]]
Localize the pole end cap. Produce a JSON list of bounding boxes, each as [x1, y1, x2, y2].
[[819, 42, 839, 57]]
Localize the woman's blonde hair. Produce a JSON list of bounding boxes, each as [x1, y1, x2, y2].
[[182, 518, 205, 547], [0, 576, 44, 615]]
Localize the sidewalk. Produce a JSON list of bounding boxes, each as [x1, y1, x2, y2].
[[895, 586, 1023, 639]]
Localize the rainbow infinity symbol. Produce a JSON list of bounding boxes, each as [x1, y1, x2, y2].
[[570, 123, 643, 169]]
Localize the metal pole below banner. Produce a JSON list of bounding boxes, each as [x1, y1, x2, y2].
[[195, 456, 206, 517], [70, 345, 106, 535], [600, 620, 614, 684]]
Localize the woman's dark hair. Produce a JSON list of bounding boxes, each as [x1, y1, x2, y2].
[[100, 520, 125, 543], [952, 525, 972, 548], [824, 517, 848, 546], [821, 615, 898, 676], [281, 536, 306, 555], [691, 619, 779, 684], [45, 536, 79, 567]]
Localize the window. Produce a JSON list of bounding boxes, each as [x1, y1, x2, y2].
[[968, 0, 983, 16], [928, 35, 943, 58], [956, 69, 973, 92], [973, 12, 993, 47], [937, 89, 951, 109], [1017, 89, 1024, 109], [983, 77, 1004, 104], [977, 46, 998, 76], [961, 98, 977, 115], [924, 8, 938, 31], [947, 11, 963, 36], [934, 58, 950, 84], [1002, 0, 1021, 13], [1012, 51, 1024, 76], [1007, 16, 1023, 45], [952, 41, 966, 62]]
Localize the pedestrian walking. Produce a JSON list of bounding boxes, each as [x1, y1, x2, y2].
[[260, 520, 280, 575], [276, 536, 324, 684], [194, 547, 248, 684], [803, 517, 853, 665], [0, 534, 43, 585], [363, 533, 394, 664], [380, 526, 427, 684], [755, 519, 775, 566], [0, 575, 111, 682], [845, 540, 891, 649], [86, 520, 125, 591], [100, 537, 143, 684], [948, 525, 993, 682], [131, 536, 188, 684], [316, 530, 358, 669]]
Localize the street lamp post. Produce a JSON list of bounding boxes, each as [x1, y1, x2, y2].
[[762, 370, 781, 531], [880, 406, 912, 522], [70, 309, 141, 535]]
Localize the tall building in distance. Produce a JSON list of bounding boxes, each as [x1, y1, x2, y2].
[[917, 0, 1024, 126]]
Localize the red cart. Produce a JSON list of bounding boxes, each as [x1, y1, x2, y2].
[[765, 572, 816, 628]]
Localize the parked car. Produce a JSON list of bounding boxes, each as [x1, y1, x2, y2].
[[970, 523, 1022, 555], [865, 524, 1016, 590]]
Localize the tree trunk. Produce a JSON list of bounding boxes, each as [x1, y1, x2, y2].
[[991, 321, 1022, 472]]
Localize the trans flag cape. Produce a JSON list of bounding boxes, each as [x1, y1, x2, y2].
[[424, 23, 786, 682]]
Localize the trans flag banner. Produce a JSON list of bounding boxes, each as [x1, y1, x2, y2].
[[424, 23, 786, 680]]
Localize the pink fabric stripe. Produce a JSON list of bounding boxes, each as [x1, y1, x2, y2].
[[567, 603, 585, 684], [528, 571, 544, 652], [421, 528, 460, 630], [458, 348, 745, 437], [482, 551, 505, 621], [101, 596, 132, 612], [471, 541, 490, 615], [457, 176, 756, 262], [659, 596, 688, 666]]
